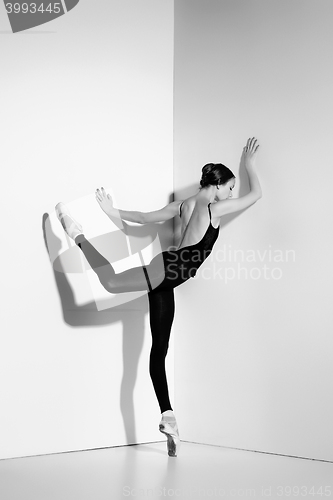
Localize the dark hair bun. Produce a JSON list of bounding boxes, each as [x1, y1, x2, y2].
[[200, 163, 214, 188], [200, 163, 235, 189], [202, 163, 214, 176]]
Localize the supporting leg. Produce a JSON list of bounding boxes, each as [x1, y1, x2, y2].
[[148, 288, 181, 456], [148, 288, 175, 413]]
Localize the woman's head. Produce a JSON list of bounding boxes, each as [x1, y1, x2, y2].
[[199, 163, 236, 200]]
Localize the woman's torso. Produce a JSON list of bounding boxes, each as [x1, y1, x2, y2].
[[176, 196, 220, 250]]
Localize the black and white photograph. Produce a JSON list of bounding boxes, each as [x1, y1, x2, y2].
[[0, 1, 332, 499]]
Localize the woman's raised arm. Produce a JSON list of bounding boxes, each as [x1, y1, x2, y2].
[[211, 137, 262, 218]]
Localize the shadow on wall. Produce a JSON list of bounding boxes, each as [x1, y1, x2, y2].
[[41, 194, 174, 446]]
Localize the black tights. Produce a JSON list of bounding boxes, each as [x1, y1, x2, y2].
[[148, 289, 175, 413], [74, 234, 196, 413]]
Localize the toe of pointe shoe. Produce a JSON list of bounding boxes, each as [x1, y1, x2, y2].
[[55, 202, 83, 231], [55, 202, 66, 218], [167, 436, 180, 457], [159, 422, 180, 457]]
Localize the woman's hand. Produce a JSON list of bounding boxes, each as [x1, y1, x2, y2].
[[95, 187, 114, 215], [243, 137, 260, 168]]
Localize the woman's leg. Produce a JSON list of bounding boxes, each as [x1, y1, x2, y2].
[[75, 234, 165, 293], [56, 203, 165, 293], [148, 288, 181, 457], [76, 236, 175, 409], [57, 202, 194, 295], [148, 288, 175, 413], [76, 232, 180, 453]]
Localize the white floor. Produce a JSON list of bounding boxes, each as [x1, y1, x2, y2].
[[0, 441, 332, 500]]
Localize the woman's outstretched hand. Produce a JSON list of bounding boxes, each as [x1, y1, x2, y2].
[[243, 137, 260, 167], [95, 187, 114, 215]]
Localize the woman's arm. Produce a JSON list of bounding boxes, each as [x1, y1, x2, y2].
[[140, 200, 182, 223], [211, 137, 262, 218], [95, 187, 182, 225], [95, 188, 142, 231]]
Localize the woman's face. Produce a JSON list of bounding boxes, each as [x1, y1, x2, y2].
[[215, 178, 236, 201]]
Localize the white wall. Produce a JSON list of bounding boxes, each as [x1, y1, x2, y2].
[[174, 0, 333, 461], [0, 0, 174, 459]]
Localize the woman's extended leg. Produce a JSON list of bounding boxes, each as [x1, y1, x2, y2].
[[75, 234, 165, 293], [56, 202, 185, 294], [56, 202, 165, 293]]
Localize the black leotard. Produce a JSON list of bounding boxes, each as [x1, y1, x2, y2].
[[179, 201, 219, 254], [145, 202, 219, 292]]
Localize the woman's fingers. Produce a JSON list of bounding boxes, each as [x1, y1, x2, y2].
[[95, 188, 103, 201], [246, 137, 259, 152], [244, 137, 259, 155], [245, 137, 254, 150], [96, 187, 113, 206], [96, 188, 106, 196]]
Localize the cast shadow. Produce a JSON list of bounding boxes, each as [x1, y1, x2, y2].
[[42, 194, 175, 447]]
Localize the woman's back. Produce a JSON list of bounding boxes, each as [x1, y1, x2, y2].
[[177, 196, 220, 250]]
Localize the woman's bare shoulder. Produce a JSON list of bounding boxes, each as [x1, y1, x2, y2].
[[179, 196, 199, 214], [182, 196, 193, 204], [180, 196, 218, 223]]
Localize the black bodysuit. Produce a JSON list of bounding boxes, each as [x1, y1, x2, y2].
[[76, 202, 220, 413], [143, 202, 220, 413], [143, 202, 220, 292]]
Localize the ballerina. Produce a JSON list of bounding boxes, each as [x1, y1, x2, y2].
[[55, 137, 262, 457]]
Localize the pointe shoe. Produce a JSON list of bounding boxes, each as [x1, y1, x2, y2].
[[159, 416, 180, 457], [55, 202, 83, 240]]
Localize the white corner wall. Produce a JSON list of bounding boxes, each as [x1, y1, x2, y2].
[[0, 0, 173, 459], [174, 0, 333, 460]]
